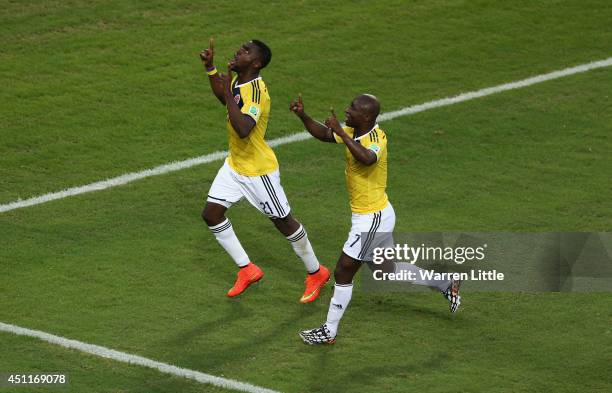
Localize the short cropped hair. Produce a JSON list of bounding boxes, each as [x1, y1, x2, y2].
[[251, 39, 272, 69]]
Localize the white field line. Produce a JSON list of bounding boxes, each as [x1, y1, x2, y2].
[[1, 56, 611, 214], [0, 321, 281, 393]]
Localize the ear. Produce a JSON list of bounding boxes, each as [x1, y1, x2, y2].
[[253, 58, 263, 70]]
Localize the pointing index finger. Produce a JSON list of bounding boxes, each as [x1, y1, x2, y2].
[[209, 37, 215, 54], [298, 93, 302, 105]]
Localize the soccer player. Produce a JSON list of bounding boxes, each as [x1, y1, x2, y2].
[[289, 94, 461, 344], [199, 39, 330, 303]]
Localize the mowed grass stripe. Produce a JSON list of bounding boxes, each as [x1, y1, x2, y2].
[[2, 55, 611, 215], [1, 70, 610, 393], [0, 322, 281, 393]]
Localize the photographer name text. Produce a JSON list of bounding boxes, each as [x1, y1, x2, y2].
[[373, 269, 504, 281]]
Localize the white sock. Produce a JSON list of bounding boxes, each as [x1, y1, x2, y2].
[[394, 262, 450, 291], [286, 225, 320, 273], [209, 219, 250, 268], [325, 283, 353, 337]]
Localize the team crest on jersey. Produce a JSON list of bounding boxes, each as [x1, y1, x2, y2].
[[369, 144, 380, 154], [249, 105, 259, 116], [234, 94, 241, 104]]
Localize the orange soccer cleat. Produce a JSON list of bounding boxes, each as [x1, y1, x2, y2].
[[300, 265, 330, 303], [226, 262, 264, 297]]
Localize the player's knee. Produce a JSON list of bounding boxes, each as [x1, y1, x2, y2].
[[333, 266, 343, 281], [275, 214, 296, 227], [202, 206, 221, 226], [283, 214, 298, 226], [201, 208, 210, 224], [334, 265, 350, 284], [272, 214, 300, 236]]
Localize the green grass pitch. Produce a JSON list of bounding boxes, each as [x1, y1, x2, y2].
[[1, 1, 611, 392]]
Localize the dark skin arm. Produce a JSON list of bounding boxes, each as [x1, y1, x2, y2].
[[289, 94, 335, 143], [199, 38, 226, 105], [326, 109, 377, 166], [219, 64, 256, 138]]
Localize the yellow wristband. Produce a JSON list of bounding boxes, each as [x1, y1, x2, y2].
[[207, 67, 218, 76]]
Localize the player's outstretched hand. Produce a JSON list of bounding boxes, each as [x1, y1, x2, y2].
[[199, 38, 215, 68], [289, 94, 305, 117], [325, 108, 344, 134]]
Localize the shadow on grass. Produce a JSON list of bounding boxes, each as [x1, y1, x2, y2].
[[362, 292, 465, 321], [306, 349, 450, 393], [161, 299, 311, 372], [166, 301, 254, 345]]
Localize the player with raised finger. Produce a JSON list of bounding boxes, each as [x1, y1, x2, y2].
[[289, 94, 461, 345], [199, 39, 330, 302]]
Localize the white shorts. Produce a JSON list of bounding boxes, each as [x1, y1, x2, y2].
[[342, 203, 396, 261], [207, 159, 291, 219]]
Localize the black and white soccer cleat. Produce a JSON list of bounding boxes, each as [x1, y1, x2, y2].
[[299, 324, 336, 345], [442, 279, 462, 313]]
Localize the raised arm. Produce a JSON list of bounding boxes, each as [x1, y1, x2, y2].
[[325, 109, 377, 166], [289, 95, 335, 143], [199, 38, 226, 105], [219, 65, 256, 138]]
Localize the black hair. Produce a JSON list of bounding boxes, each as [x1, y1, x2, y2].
[[251, 39, 272, 69]]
